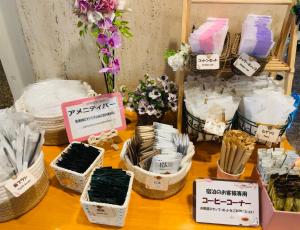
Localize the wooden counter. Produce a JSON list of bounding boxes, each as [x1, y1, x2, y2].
[[1, 120, 293, 230]]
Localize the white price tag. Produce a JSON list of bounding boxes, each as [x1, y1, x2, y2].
[[145, 176, 168, 191], [256, 125, 280, 143], [204, 119, 226, 136], [195, 179, 259, 226], [5, 170, 37, 197], [233, 53, 261, 77], [196, 54, 220, 70]]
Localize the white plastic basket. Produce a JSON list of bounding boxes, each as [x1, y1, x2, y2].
[[120, 139, 195, 199], [80, 169, 134, 227], [0, 152, 49, 222], [50, 142, 104, 193]]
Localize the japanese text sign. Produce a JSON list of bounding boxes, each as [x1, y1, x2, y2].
[[233, 53, 261, 77], [196, 54, 220, 70], [5, 170, 37, 197], [194, 179, 259, 226], [61, 93, 126, 142], [204, 118, 226, 136], [256, 125, 280, 143]]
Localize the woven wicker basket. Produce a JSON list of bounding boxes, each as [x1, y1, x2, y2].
[[236, 112, 292, 145], [0, 152, 49, 222], [230, 33, 272, 76], [189, 33, 233, 74], [120, 139, 195, 199], [50, 142, 104, 193], [80, 169, 134, 227], [15, 82, 96, 146]]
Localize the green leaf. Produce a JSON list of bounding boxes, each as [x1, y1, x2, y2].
[[91, 25, 100, 38], [79, 30, 84, 37], [77, 21, 83, 27], [164, 50, 176, 59], [102, 55, 109, 65]]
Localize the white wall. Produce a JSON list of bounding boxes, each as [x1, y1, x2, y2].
[[15, 0, 287, 93], [0, 0, 34, 100]]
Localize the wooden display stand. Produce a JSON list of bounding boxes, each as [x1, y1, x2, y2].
[[176, 0, 298, 131]]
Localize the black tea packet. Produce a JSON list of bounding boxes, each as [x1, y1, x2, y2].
[[56, 143, 100, 174], [88, 167, 130, 206]]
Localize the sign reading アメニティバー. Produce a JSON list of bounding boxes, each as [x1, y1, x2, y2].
[[194, 179, 259, 226], [61, 93, 126, 142]]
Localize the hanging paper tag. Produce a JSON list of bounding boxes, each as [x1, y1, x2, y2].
[[5, 170, 37, 197], [233, 53, 261, 77], [204, 118, 226, 136], [145, 176, 168, 191], [255, 125, 280, 143], [196, 54, 220, 70]]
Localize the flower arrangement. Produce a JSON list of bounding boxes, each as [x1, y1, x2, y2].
[[120, 74, 178, 120], [164, 43, 190, 72], [73, 0, 132, 93]]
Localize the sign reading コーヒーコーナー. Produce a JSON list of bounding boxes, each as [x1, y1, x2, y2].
[[194, 179, 259, 226]]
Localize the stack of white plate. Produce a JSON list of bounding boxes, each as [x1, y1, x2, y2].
[[15, 80, 96, 145]]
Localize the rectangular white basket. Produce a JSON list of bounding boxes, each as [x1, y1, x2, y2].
[[50, 142, 104, 193], [80, 169, 134, 227]]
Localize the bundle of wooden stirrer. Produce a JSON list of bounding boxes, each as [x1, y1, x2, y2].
[[219, 130, 256, 175]]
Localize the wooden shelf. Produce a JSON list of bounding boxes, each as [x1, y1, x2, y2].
[[192, 0, 292, 4], [265, 59, 290, 71]]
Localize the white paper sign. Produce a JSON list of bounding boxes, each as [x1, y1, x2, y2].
[[5, 170, 37, 197], [256, 125, 280, 143], [233, 53, 261, 77], [196, 54, 220, 70], [195, 179, 259, 226], [204, 118, 226, 136], [61, 93, 126, 142], [145, 176, 169, 191]]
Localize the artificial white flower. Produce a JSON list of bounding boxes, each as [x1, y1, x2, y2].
[[168, 53, 185, 72], [163, 84, 170, 93], [138, 105, 146, 115], [155, 110, 162, 118], [168, 93, 177, 102], [179, 43, 190, 55], [126, 103, 135, 112], [128, 97, 134, 103], [87, 11, 103, 24], [149, 89, 161, 99], [157, 75, 169, 82], [119, 85, 127, 93], [169, 102, 178, 112], [146, 105, 156, 116]]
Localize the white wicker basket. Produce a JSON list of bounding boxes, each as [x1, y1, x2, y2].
[[80, 169, 134, 227], [15, 81, 97, 146], [0, 152, 49, 222], [120, 139, 195, 199], [50, 142, 104, 193]]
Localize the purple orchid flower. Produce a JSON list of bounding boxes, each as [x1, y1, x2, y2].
[[97, 33, 108, 45], [99, 59, 120, 74], [98, 17, 113, 30], [100, 48, 111, 56], [75, 0, 90, 14], [108, 32, 121, 48], [93, 0, 118, 13]]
